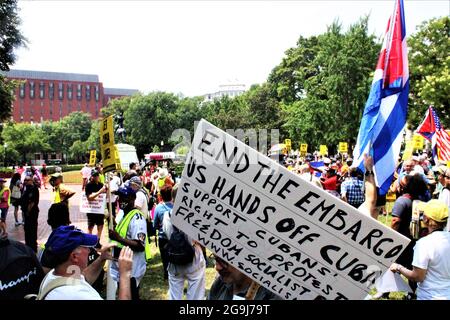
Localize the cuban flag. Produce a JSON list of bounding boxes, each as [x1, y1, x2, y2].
[[417, 106, 450, 162], [353, 0, 409, 195]]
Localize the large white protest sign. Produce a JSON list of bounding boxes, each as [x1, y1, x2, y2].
[[80, 193, 106, 214], [171, 119, 410, 300]]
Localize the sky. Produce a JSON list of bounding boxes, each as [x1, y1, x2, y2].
[[12, 0, 449, 97]]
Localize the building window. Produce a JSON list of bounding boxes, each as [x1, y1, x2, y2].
[[40, 102, 44, 119], [94, 85, 99, 101], [77, 103, 81, 111], [67, 84, 73, 100], [20, 101, 24, 117], [58, 83, 64, 100], [59, 102, 62, 119], [29, 81, 35, 99], [85, 84, 91, 101], [49, 83, 54, 100], [49, 102, 53, 117], [95, 103, 99, 117], [77, 84, 82, 100], [39, 82, 45, 99], [68, 103, 71, 113], [19, 83, 25, 98]]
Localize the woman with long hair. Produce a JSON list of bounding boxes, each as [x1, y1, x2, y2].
[[9, 172, 23, 226]]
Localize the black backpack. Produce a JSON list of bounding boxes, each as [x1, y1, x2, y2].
[[163, 211, 195, 265]]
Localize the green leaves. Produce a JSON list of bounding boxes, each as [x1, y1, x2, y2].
[[269, 16, 379, 152], [2, 122, 50, 163], [408, 16, 450, 129], [0, 0, 27, 123]]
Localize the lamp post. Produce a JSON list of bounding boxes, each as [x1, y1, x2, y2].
[[3, 143, 7, 168], [160, 140, 164, 152]]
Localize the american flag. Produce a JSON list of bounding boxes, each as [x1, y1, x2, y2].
[[417, 106, 450, 161]]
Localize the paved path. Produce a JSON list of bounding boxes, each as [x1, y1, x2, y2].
[[5, 184, 109, 246]]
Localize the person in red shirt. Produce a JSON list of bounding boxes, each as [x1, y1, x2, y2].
[[321, 167, 340, 197]]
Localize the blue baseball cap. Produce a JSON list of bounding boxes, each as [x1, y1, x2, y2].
[[117, 185, 137, 198], [45, 225, 98, 255]]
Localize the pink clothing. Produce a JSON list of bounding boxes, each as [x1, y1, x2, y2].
[[150, 206, 156, 220], [0, 189, 10, 208]]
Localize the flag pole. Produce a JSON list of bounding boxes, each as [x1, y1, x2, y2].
[[106, 171, 117, 300], [245, 281, 261, 300]]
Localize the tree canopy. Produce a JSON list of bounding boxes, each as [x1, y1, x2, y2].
[[0, 0, 26, 122], [407, 16, 450, 129], [269, 17, 380, 151]]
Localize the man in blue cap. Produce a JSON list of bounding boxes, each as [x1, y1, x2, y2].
[[38, 225, 133, 300], [109, 185, 150, 300]]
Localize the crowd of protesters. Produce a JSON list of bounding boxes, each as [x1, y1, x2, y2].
[[0, 149, 449, 300], [279, 150, 450, 300]]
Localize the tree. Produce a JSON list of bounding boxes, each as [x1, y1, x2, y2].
[[268, 36, 319, 104], [242, 83, 283, 131], [2, 123, 50, 163], [124, 92, 180, 156], [269, 17, 380, 151], [58, 112, 92, 162], [201, 95, 249, 130], [0, 0, 26, 122], [86, 120, 101, 154], [101, 96, 132, 118], [408, 16, 450, 129], [69, 140, 88, 163]]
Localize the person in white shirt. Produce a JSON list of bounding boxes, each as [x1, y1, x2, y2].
[[109, 171, 122, 218], [38, 225, 133, 300], [437, 168, 450, 232], [128, 176, 149, 220], [164, 184, 206, 300], [390, 199, 450, 300], [80, 163, 92, 191], [109, 186, 148, 300]]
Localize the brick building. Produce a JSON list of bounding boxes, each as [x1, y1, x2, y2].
[[2, 69, 138, 123]]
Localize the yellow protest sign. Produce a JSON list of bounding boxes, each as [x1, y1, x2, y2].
[[339, 142, 348, 153], [89, 150, 97, 166], [402, 140, 414, 161], [413, 134, 424, 150], [100, 115, 118, 173], [114, 145, 122, 171], [300, 144, 308, 153], [285, 139, 292, 152], [447, 161, 450, 168], [320, 145, 328, 156]]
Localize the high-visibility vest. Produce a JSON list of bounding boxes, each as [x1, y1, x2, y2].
[[52, 186, 61, 204], [158, 177, 166, 189], [113, 209, 151, 261], [0, 187, 11, 206]]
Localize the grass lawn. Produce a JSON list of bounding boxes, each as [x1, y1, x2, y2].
[[62, 170, 83, 184], [139, 241, 218, 300]]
